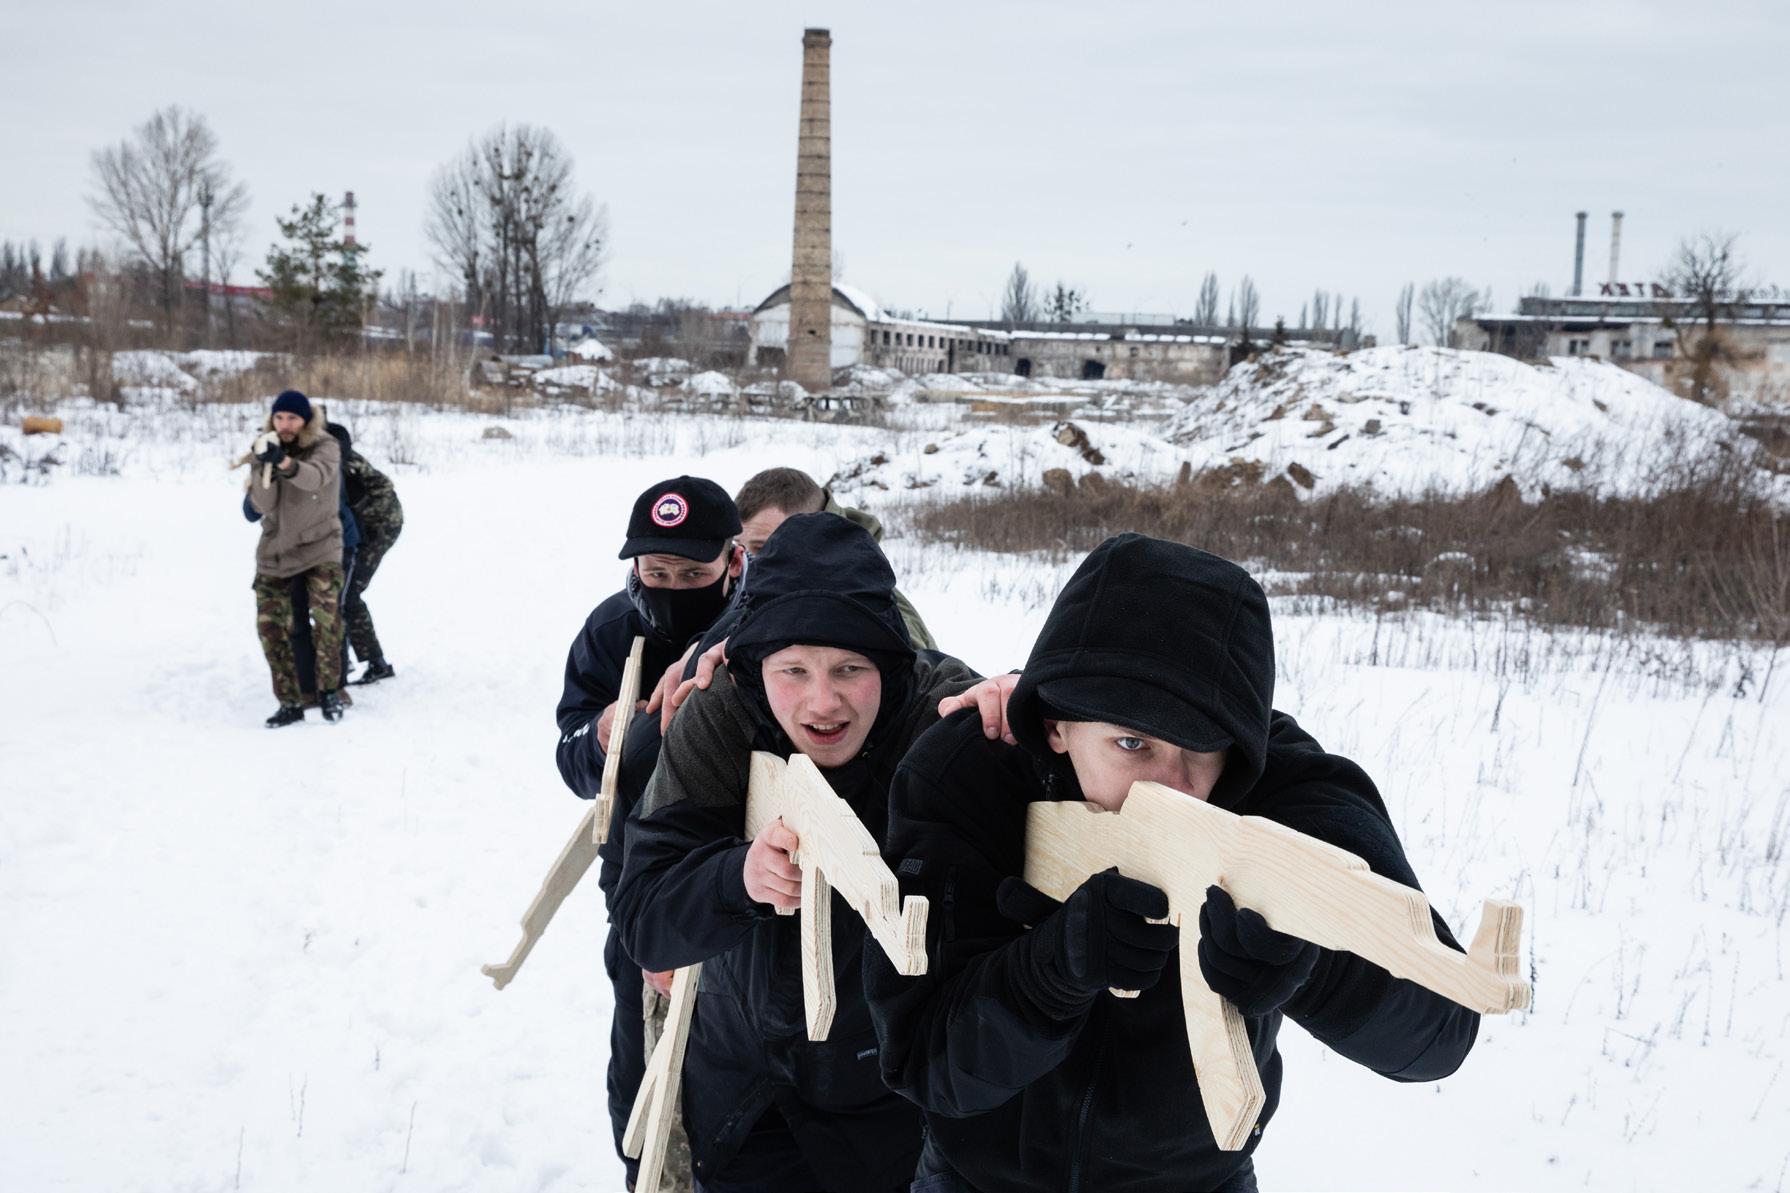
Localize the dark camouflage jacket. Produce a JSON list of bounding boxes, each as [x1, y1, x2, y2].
[[342, 450, 403, 541]]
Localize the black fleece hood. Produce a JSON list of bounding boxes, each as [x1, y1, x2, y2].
[[728, 513, 915, 664], [1008, 533, 1276, 805], [727, 513, 917, 751]]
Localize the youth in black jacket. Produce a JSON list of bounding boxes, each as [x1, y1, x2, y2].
[[554, 475, 744, 798], [612, 514, 977, 1191], [554, 589, 687, 797], [865, 534, 1481, 1193]]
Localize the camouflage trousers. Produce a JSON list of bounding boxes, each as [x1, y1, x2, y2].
[[640, 981, 694, 1192], [345, 528, 398, 665], [255, 561, 345, 705]]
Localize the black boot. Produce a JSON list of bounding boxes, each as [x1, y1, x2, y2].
[[352, 659, 396, 685], [319, 689, 345, 723], [266, 704, 306, 728]]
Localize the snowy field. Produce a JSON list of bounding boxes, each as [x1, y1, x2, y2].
[[2, 395, 1787, 1192]]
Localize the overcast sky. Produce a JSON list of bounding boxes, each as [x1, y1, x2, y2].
[[3, 0, 1785, 335]]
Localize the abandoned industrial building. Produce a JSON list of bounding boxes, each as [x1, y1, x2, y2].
[[1459, 212, 1790, 404], [748, 283, 1327, 386]]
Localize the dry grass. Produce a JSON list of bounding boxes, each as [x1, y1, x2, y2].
[[909, 460, 1789, 644]]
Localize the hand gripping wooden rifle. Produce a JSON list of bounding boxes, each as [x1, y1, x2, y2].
[[481, 636, 645, 989], [1024, 781, 1531, 1152], [624, 750, 930, 1179]]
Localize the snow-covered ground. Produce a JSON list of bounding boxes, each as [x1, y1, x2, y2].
[[2, 396, 1787, 1192]]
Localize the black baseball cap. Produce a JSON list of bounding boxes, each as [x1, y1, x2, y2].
[[619, 475, 742, 562]]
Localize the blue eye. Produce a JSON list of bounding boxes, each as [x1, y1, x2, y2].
[[1116, 737, 1146, 752]]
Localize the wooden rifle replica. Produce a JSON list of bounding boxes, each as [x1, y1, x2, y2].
[[1024, 782, 1530, 1152], [251, 430, 278, 487], [481, 636, 645, 990], [625, 750, 930, 1181]]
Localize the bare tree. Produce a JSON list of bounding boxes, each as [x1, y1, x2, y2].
[[1418, 277, 1480, 347], [427, 150, 485, 321], [1310, 289, 1330, 332], [1193, 271, 1220, 326], [1395, 282, 1414, 345], [1000, 261, 1038, 325], [1234, 276, 1260, 332], [87, 105, 248, 333], [1662, 231, 1747, 405], [831, 248, 846, 282], [425, 123, 608, 354], [210, 219, 247, 346]]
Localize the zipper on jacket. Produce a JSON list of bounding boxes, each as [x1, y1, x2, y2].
[[1066, 1011, 1109, 1193]]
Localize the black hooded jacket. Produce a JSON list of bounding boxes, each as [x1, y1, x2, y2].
[[612, 514, 978, 1189], [555, 550, 743, 800], [864, 535, 1481, 1193], [553, 590, 683, 798]]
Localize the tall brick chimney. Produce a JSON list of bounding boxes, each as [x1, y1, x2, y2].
[[1571, 210, 1587, 297], [787, 28, 833, 393]]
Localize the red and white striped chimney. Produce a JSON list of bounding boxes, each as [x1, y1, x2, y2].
[[343, 190, 358, 248]]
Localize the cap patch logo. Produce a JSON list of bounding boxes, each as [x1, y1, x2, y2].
[[652, 492, 689, 528]]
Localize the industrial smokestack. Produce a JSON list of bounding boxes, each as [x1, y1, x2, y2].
[[1572, 211, 1587, 297], [343, 190, 357, 249], [786, 28, 833, 393], [1608, 210, 1624, 288]]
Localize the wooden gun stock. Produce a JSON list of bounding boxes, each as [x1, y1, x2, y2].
[[1024, 781, 1529, 1151], [623, 962, 701, 1190], [743, 752, 929, 1041], [481, 636, 645, 990]]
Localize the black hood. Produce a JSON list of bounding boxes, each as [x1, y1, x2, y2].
[[1008, 533, 1275, 805], [728, 512, 914, 665], [727, 512, 917, 756]]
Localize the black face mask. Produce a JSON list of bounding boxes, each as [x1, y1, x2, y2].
[[628, 567, 732, 647]]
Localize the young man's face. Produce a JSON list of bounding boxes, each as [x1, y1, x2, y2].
[[761, 645, 883, 768], [1045, 720, 1228, 812], [740, 504, 815, 558], [271, 412, 305, 441], [635, 547, 742, 590]]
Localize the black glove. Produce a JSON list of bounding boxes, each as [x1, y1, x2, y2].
[[999, 868, 1178, 1007], [1197, 885, 1319, 1017], [255, 438, 287, 467]]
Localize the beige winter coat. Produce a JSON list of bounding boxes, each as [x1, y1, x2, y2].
[[242, 406, 343, 579]]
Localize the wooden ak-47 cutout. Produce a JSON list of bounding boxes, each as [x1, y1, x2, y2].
[[623, 961, 701, 1191], [481, 636, 646, 990], [1024, 782, 1530, 1152], [743, 751, 931, 1040], [622, 752, 932, 1174]]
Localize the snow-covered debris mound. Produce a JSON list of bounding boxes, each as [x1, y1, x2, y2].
[[887, 372, 993, 405], [631, 356, 693, 387], [533, 364, 618, 394], [568, 336, 613, 362], [828, 419, 1181, 496], [112, 351, 200, 394], [107, 350, 280, 402], [684, 370, 738, 398], [1170, 346, 1762, 500], [835, 364, 899, 394], [180, 349, 272, 378]]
